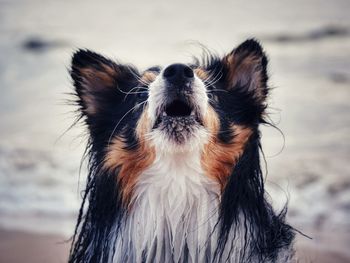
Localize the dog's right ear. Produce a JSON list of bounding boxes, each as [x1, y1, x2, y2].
[[71, 49, 137, 118], [222, 39, 268, 105]]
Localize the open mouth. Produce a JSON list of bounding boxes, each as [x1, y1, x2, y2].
[[165, 100, 193, 117], [154, 99, 202, 128]]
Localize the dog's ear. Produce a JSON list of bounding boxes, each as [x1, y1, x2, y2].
[[71, 49, 137, 118], [222, 39, 268, 104]]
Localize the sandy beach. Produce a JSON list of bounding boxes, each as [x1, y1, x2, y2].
[[0, 229, 69, 263], [1, 228, 350, 263]]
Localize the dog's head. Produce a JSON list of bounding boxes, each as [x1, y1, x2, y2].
[[69, 40, 296, 263], [71, 39, 268, 206]]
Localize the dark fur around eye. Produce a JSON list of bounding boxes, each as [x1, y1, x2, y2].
[[136, 87, 149, 100]]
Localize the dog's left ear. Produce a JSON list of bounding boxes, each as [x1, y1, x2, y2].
[[71, 49, 137, 118], [223, 39, 268, 104]]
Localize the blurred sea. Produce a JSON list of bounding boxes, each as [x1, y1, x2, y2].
[[0, 0, 349, 252]]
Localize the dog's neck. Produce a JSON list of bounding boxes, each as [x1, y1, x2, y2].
[[113, 148, 224, 262], [111, 146, 294, 263]]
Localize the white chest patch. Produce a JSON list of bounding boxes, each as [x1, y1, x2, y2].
[[113, 150, 221, 263], [111, 151, 294, 263], [112, 141, 295, 263]]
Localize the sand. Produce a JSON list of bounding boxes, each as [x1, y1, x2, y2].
[[297, 245, 350, 263], [0, 229, 70, 263], [1, 228, 350, 263]]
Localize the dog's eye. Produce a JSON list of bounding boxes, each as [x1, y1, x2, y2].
[[137, 87, 148, 100], [207, 92, 218, 103], [206, 86, 219, 102]]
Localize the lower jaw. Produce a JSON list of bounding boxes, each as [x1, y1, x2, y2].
[[149, 125, 208, 154], [158, 119, 197, 140], [154, 115, 201, 128]]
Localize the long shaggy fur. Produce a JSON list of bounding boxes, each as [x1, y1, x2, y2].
[[68, 39, 295, 263]]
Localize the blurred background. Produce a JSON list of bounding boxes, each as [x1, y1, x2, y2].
[[0, 0, 349, 262]]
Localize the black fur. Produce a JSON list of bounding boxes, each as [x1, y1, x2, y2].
[[204, 40, 294, 262], [214, 132, 294, 262], [69, 50, 145, 262], [69, 39, 295, 263]]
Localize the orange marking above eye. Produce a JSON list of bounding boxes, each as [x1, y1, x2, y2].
[[194, 67, 209, 81], [141, 71, 158, 85]]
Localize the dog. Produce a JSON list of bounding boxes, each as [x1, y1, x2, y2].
[[68, 39, 295, 263]]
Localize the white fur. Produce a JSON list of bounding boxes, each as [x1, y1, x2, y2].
[[113, 146, 220, 263], [114, 71, 222, 260], [147, 125, 209, 154], [112, 72, 226, 262], [111, 145, 297, 263], [147, 69, 208, 129], [146, 69, 209, 153], [111, 71, 296, 263]]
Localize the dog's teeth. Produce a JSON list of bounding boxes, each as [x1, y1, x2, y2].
[[190, 111, 195, 116], [162, 112, 167, 116]]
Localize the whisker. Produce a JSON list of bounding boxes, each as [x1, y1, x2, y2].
[[204, 71, 220, 86], [203, 67, 223, 87], [125, 66, 152, 86], [114, 85, 148, 101], [107, 100, 148, 148], [201, 63, 224, 89], [205, 71, 223, 88], [118, 90, 148, 95], [207, 88, 228, 93]]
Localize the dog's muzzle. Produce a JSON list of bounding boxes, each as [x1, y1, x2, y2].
[[153, 64, 203, 143]]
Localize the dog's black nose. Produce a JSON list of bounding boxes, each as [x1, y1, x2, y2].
[[163, 64, 194, 84]]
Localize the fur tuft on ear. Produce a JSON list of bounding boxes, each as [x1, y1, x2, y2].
[[71, 49, 138, 117], [223, 39, 268, 104], [71, 49, 119, 116]]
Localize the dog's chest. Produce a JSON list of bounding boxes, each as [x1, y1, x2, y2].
[[112, 153, 295, 263], [113, 153, 221, 262]]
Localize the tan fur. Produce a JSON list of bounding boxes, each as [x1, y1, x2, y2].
[[194, 68, 209, 80], [201, 107, 252, 189], [103, 104, 251, 204], [80, 66, 116, 89], [141, 71, 157, 84], [81, 94, 97, 116], [103, 110, 155, 207], [78, 65, 117, 115], [224, 53, 265, 101]]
